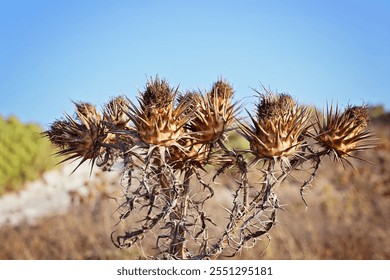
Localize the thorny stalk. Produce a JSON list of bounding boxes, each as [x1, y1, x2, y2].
[[44, 77, 375, 259]]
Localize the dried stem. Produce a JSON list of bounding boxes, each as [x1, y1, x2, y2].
[[169, 169, 192, 258]]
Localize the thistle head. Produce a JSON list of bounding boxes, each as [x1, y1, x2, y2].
[[73, 102, 101, 127], [240, 89, 311, 158], [176, 91, 200, 115], [188, 80, 237, 144], [44, 102, 107, 171], [103, 96, 130, 130], [314, 104, 374, 164], [168, 141, 211, 169], [142, 77, 175, 111], [209, 79, 234, 111], [165, 80, 237, 169], [127, 77, 190, 146]]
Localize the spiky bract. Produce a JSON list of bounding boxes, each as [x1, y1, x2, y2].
[[190, 80, 237, 144], [167, 80, 238, 168], [45, 102, 107, 170], [126, 78, 191, 147], [314, 104, 374, 164], [240, 90, 311, 158], [103, 96, 131, 130]]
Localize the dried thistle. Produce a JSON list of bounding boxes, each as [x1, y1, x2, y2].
[[44, 102, 107, 172], [168, 80, 238, 169], [239, 89, 312, 159], [103, 96, 131, 130], [142, 77, 175, 110], [74, 102, 102, 125], [314, 104, 375, 166], [209, 78, 234, 111], [44, 77, 376, 260], [125, 77, 191, 147], [190, 80, 238, 144]]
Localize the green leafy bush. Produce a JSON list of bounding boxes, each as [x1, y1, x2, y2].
[[0, 115, 57, 194]]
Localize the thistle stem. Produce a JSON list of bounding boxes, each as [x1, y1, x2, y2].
[[170, 169, 192, 258]]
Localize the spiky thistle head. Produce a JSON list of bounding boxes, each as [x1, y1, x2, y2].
[[103, 96, 130, 130], [239, 89, 311, 158], [166, 80, 238, 169], [158, 92, 207, 169], [176, 91, 200, 115], [168, 141, 211, 169], [142, 77, 175, 111], [126, 77, 191, 146], [73, 102, 101, 127], [209, 79, 234, 111], [188, 80, 238, 144], [44, 102, 108, 172], [314, 104, 375, 165]]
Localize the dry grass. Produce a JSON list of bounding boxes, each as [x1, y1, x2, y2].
[[0, 197, 141, 260], [238, 169, 390, 259]]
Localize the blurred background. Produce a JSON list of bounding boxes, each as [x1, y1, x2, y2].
[[0, 0, 389, 259]]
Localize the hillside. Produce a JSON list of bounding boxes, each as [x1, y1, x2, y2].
[[0, 115, 58, 194]]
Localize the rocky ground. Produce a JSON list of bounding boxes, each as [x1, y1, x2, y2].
[[0, 161, 120, 227]]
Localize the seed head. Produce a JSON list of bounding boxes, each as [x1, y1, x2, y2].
[[176, 91, 200, 115], [44, 102, 107, 172], [142, 77, 175, 111], [240, 90, 311, 158], [314, 104, 374, 164], [209, 79, 234, 111], [73, 102, 101, 128], [103, 96, 130, 130], [126, 77, 191, 146], [188, 80, 238, 144], [166, 80, 238, 169]]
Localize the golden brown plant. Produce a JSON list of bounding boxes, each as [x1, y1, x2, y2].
[[125, 77, 192, 147], [166, 80, 238, 169], [45, 102, 107, 172], [103, 96, 131, 130], [190, 80, 237, 144], [314, 104, 375, 167], [44, 77, 376, 260], [239, 89, 311, 159]]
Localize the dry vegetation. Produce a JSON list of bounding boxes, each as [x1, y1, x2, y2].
[[0, 123, 388, 260], [0, 116, 388, 259], [0, 78, 388, 260]]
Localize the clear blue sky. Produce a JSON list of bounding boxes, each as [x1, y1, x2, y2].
[[1, 0, 389, 128]]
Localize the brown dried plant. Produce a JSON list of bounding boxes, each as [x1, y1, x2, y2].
[[313, 104, 375, 167], [45, 77, 375, 259]]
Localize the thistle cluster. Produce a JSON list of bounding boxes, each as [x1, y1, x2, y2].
[[45, 98, 133, 172], [44, 77, 375, 259], [239, 88, 374, 169], [123, 77, 238, 169]]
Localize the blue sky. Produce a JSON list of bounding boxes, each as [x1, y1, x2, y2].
[[1, 0, 389, 128]]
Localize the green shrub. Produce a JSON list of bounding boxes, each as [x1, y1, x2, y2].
[[0, 115, 58, 194]]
